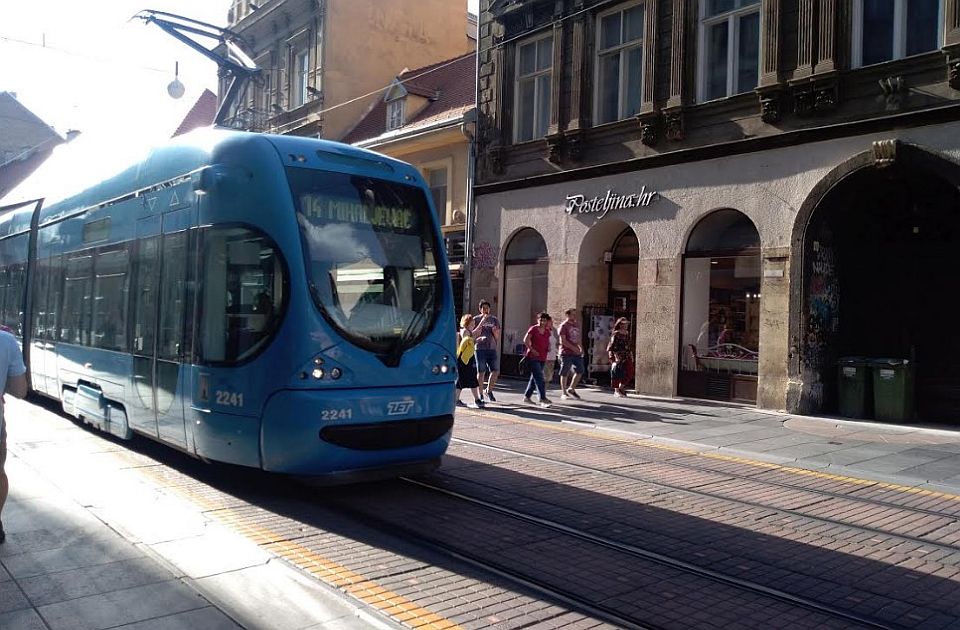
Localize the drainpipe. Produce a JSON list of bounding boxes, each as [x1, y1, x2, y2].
[[460, 107, 477, 315]]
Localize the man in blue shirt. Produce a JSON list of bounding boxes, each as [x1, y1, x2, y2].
[[0, 329, 28, 544]]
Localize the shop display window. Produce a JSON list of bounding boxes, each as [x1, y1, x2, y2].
[[679, 209, 761, 402], [501, 229, 549, 373]]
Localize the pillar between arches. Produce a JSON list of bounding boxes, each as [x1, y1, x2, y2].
[[635, 256, 680, 397]]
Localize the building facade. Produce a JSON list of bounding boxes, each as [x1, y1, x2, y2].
[[473, 0, 960, 420], [223, 0, 475, 140], [342, 53, 477, 317]]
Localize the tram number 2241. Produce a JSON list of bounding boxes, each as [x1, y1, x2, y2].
[[215, 391, 244, 407], [321, 408, 353, 421]]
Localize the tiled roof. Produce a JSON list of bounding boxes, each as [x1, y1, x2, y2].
[[0, 92, 63, 201], [0, 92, 62, 165], [171, 89, 218, 137], [342, 52, 475, 145]]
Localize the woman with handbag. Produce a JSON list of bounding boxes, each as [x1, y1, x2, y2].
[[521, 312, 553, 407], [607, 317, 633, 398], [455, 314, 485, 409]]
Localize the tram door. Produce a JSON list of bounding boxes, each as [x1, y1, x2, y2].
[[129, 209, 191, 447]]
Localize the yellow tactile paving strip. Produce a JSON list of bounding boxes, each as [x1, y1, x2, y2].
[[135, 467, 464, 630], [131, 407, 960, 629]]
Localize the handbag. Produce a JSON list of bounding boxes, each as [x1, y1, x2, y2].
[[518, 356, 530, 376]]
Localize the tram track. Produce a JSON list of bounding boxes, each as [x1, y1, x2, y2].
[[324, 477, 890, 630], [401, 477, 905, 630], [35, 397, 959, 629], [448, 436, 960, 557], [380, 434, 960, 627]]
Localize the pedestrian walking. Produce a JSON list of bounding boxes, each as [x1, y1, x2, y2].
[[522, 312, 553, 407], [472, 300, 501, 402], [455, 314, 485, 409], [0, 328, 28, 544], [607, 316, 633, 398], [543, 323, 559, 385], [558, 308, 584, 400]]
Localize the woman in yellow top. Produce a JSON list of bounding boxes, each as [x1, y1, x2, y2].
[[455, 314, 485, 408]]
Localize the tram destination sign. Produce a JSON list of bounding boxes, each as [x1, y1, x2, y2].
[[564, 186, 659, 219]]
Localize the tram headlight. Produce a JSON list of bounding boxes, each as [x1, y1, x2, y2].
[[440, 364, 450, 374], [312, 368, 324, 379], [330, 367, 341, 379], [313, 356, 324, 366], [432, 365, 440, 375]]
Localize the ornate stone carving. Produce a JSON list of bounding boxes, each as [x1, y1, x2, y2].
[[879, 76, 905, 109], [792, 76, 839, 116], [814, 84, 837, 112], [640, 120, 658, 146], [564, 129, 585, 161], [663, 109, 684, 141], [794, 86, 815, 116], [949, 58, 960, 90], [635, 112, 658, 146], [486, 145, 504, 175], [873, 139, 898, 168], [759, 92, 781, 124], [545, 133, 563, 164]]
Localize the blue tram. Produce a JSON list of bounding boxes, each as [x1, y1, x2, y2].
[[0, 129, 457, 480]]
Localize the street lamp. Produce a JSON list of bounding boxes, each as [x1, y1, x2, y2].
[[167, 61, 185, 99]]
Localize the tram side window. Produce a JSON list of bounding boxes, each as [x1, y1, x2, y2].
[[198, 227, 284, 364], [0, 268, 10, 332], [0, 266, 21, 334], [92, 247, 129, 351], [32, 255, 62, 342], [48, 256, 63, 341], [31, 259, 50, 340], [132, 237, 159, 355], [158, 232, 188, 361], [62, 255, 93, 345], [0, 233, 28, 335], [4, 264, 26, 335]]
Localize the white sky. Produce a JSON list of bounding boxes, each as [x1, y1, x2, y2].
[[2, 0, 480, 141], [1, 1, 230, 141]]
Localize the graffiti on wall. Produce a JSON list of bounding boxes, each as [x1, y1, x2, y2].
[[472, 240, 498, 270], [803, 226, 839, 409]]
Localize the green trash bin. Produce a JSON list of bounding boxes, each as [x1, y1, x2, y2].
[[838, 357, 872, 419], [872, 358, 915, 422]]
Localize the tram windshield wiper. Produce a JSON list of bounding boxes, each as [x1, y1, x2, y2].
[[385, 292, 434, 367]]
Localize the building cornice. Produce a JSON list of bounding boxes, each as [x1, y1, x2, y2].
[[474, 103, 960, 196]]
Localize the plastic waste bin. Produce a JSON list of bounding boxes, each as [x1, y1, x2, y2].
[[838, 357, 872, 419], [872, 358, 915, 422]]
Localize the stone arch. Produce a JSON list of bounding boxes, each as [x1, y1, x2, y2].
[[787, 141, 960, 417], [576, 219, 635, 308]]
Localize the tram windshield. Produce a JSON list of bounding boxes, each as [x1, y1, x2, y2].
[[289, 168, 443, 356]]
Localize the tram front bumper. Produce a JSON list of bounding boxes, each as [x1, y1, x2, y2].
[[260, 384, 455, 476]]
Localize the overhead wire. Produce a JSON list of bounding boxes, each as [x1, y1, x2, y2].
[[251, 53, 475, 132], [2, 30, 472, 137], [0, 33, 172, 75]]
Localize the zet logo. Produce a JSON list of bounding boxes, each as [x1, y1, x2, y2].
[[386, 400, 415, 416]]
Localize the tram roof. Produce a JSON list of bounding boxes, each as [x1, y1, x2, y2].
[[1, 127, 418, 225]]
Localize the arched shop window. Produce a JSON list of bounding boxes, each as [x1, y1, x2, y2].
[[501, 229, 549, 372], [679, 209, 762, 403], [609, 228, 639, 313]]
